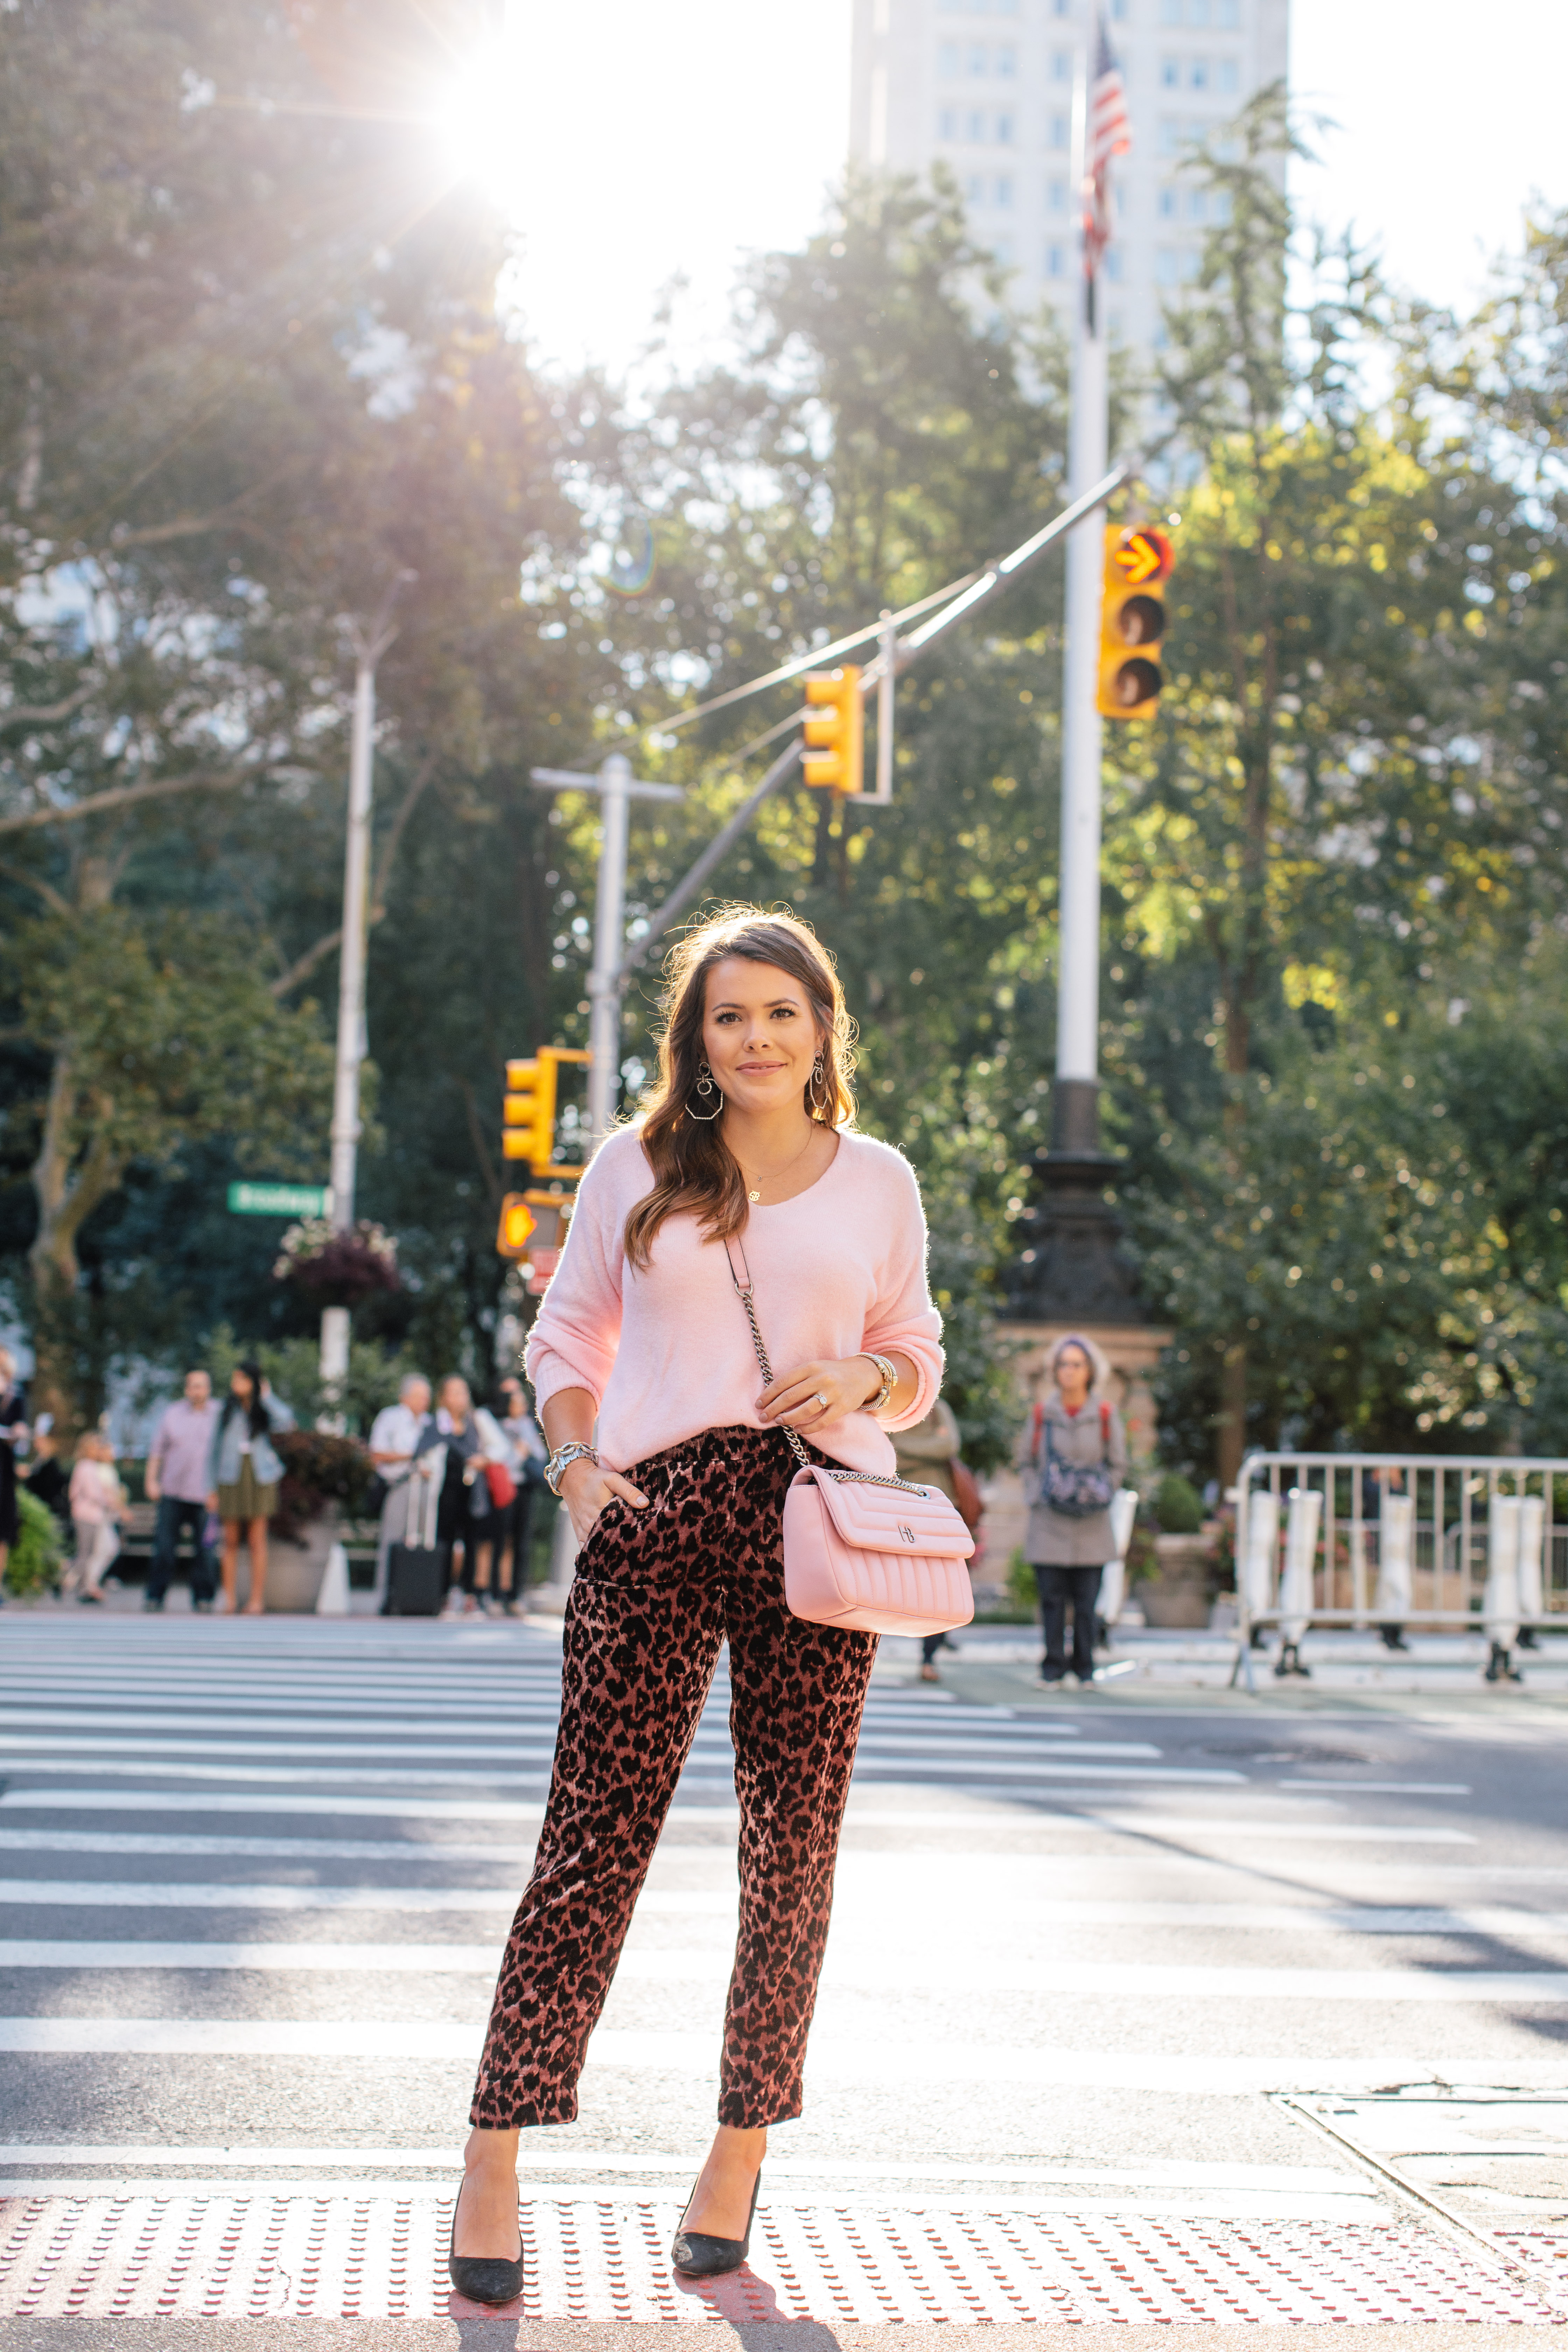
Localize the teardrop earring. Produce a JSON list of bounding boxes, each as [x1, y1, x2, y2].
[[688, 1059, 723, 1121], [809, 1050, 826, 1116]]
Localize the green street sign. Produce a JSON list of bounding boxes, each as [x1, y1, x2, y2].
[[227, 1182, 330, 1218]]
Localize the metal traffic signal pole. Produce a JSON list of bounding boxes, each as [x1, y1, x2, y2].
[[1055, 51, 1111, 1163], [531, 754, 684, 1148]]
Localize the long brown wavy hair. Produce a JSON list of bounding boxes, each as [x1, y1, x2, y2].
[[621, 906, 857, 1270]]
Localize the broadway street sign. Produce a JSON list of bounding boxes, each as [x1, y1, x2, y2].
[[227, 1182, 330, 1218]]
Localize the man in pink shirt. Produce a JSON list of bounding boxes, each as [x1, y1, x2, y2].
[[144, 1370, 219, 1612]]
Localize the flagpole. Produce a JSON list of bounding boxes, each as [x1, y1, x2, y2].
[[1055, 34, 1110, 1160]]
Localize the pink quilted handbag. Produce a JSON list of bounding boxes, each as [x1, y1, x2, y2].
[[728, 1239, 975, 1636]]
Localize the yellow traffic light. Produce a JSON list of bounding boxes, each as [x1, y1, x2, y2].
[[503, 1046, 590, 1177], [496, 1194, 537, 1260], [503, 1056, 555, 1171], [1097, 526, 1175, 720], [802, 664, 864, 794]]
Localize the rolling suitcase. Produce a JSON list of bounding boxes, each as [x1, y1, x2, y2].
[[385, 1464, 448, 1617]]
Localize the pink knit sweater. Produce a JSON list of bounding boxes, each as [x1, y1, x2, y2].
[[525, 1125, 945, 1476]]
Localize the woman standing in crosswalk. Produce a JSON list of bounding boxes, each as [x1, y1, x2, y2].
[[449, 908, 944, 2305]]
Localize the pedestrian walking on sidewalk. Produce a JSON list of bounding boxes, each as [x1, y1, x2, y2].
[[432, 1376, 505, 1616], [1024, 1334, 1127, 1686], [368, 1373, 433, 1610], [144, 1369, 220, 1611], [449, 908, 943, 2307], [492, 1375, 546, 1613], [0, 1346, 28, 1598], [66, 1431, 125, 1604], [208, 1363, 294, 1615], [23, 1417, 71, 1537]]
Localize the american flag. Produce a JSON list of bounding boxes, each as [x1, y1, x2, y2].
[[1082, 13, 1131, 281]]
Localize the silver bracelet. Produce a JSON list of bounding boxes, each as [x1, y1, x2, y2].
[[860, 1353, 898, 1415], [545, 1441, 599, 1497]]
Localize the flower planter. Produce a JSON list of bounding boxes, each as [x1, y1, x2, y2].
[[233, 1507, 342, 1613], [1140, 1532, 1212, 1629]]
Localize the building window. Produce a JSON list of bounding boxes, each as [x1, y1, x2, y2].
[[1048, 177, 1069, 211], [995, 110, 1014, 141], [994, 173, 1015, 205], [1158, 184, 1177, 217], [1189, 55, 1210, 88], [938, 106, 959, 138], [1218, 0, 1240, 21], [1158, 115, 1206, 156], [1049, 112, 1070, 147], [1051, 47, 1073, 78], [1110, 0, 1128, 17], [1186, 186, 1206, 222], [938, 41, 959, 77], [1159, 53, 1179, 84], [1160, 0, 1181, 20], [994, 233, 1016, 266], [1045, 241, 1066, 276], [965, 172, 986, 203], [1188, 0, 1211, 20], [967, 106, 987, 138], [995, 42, 1017, 75], [1104, 247, 1124, 281], [1154, 246, 1202, 288], [1216, 55, 1238, 91], [968, 41, 987, 71], [1052, 0, 1073, 15]]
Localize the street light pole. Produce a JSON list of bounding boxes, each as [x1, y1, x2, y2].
[[586, 752, 631, 1146], [321, 571, 414, 1395], [531, 757, 684, 1151]]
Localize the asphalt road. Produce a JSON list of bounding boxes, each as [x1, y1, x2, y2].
[[0, 1608, 1565, 2339]]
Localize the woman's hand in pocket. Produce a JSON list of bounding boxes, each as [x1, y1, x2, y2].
[[559, 1457, 649, 1547]]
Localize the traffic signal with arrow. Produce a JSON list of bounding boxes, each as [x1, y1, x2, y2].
[[1097, 526, 1175, 720], [802, 665, 864, 795]]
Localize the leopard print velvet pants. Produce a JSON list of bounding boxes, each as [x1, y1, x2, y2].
[[469, 1425, 879, 2130]]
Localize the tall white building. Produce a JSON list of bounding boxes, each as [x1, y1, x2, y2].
[[849, 0, 1289, 364]]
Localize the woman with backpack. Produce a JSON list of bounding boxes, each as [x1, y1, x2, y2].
[[1023, 1333, 1127, 1685]]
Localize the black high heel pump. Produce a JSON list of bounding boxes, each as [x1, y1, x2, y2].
[[671, 2168, 761, 2279], [448, 2177, 524, 2306]]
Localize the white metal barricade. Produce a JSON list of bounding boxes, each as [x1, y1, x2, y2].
[[1232, 1450, 1568, 1689]]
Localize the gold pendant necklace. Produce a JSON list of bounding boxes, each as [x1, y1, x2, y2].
[[740, 1125, 816, 1206]]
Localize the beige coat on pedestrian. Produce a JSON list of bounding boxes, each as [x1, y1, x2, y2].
[[1023, 1392, 1128, 1567]]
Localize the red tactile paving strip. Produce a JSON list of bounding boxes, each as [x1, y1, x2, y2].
[[0, 2195, 1561, 2324]]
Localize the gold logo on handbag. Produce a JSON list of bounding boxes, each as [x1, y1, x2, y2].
[[898, 1523, 915, 1544]]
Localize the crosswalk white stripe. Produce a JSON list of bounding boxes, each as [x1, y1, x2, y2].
[[0, 1750, 1244, 1784], [4, 1883, 1562, 1935], [5, 1943, 1562, 1997], [0, 1788, 1477, 1838], [0, 1715, 1162, 1761], [0, 1831, 544, 1860], [0, 2018, 1561, 2095]]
